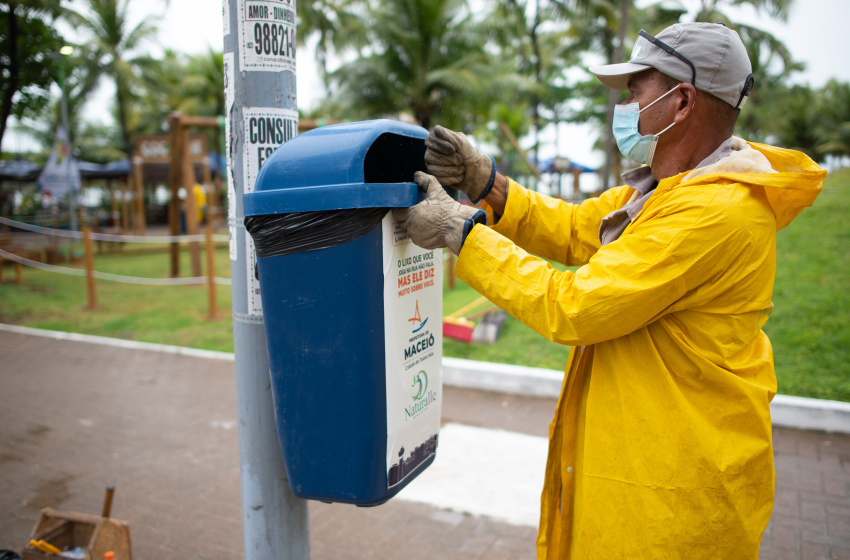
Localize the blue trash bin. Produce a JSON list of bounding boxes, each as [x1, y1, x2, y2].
[[243, 119, 444, 506]]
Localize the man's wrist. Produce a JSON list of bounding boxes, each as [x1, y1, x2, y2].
[[471, 155, 497, 203], [483, 173, 508, 219], [458, 209, 487, 254]]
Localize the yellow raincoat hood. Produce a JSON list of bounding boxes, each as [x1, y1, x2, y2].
[[677, 137, 824, 230], [455, 141, 825, 559]]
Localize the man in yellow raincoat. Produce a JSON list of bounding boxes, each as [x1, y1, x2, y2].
[[395, 22, 826, 559]]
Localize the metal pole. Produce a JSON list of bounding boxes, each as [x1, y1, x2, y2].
[[224, 2, 310, 559], [57, 51, 77, 232]]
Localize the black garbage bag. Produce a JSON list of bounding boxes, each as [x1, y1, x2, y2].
[[244, 207, 390, 258]]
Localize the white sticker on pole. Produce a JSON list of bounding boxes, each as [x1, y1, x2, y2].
[[240, 107, 296, 316], [223, 52, 237, 261], [246, 234, 263, 316], [237, 0, 296, 73], [241, 107, 297, 196], [222, 0, 231, 36], [382, 214, 443, 489]]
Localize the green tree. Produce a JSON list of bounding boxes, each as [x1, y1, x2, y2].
[[767, 85, 825, 161], [560, 0, 796, 188], [325, 0, 504, 130], [173, 48, 224, 118], [66, 0, 160, 157], [129, 48, 224, 157], [15, 45, 110, 161], [816, 80, 850, 161], [488, 0, 582, 182], [297, 0, 367, 77], [554, 0, 683, 187], [0, 0, 64, 158], [735, 25, 804, 142]]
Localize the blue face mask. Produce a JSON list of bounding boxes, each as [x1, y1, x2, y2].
[[613, 84, 680, 167]]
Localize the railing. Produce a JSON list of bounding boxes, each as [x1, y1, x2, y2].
[[0, 216, 230, 318]]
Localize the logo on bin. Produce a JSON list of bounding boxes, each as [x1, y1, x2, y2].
[[406, 370, 437, 420], [411, 370, 428, 400], [408, 300, 428, 333]]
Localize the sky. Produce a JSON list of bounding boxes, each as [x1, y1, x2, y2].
[[4, 0, 848, 168]]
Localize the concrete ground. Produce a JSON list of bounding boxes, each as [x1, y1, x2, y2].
[[1, 327, 849, 559]]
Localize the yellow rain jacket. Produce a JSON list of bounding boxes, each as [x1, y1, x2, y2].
[[455, 139, 825, 559]]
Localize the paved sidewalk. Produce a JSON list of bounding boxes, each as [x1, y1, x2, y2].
[[1, 328, 848, 559]]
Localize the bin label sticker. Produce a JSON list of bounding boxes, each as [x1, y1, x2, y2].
[[241, 107, 298, 197], [246, 235, 262, 316], [223, 52, 237, 261], [237, 0, 296, 72], [382, 213, 442, 488]]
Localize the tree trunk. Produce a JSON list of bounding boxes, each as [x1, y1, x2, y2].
[[601, 0, 631, 191], [530, 0, 542, 191], [115, 78, 133, 158], [0, 5, 21, 160]]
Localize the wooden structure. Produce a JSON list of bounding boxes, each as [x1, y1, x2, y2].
[[165, 113, 222, 278], [23, 507, 132, 560]]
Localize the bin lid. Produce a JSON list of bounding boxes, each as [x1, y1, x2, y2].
[[244, 119, 428, 216]]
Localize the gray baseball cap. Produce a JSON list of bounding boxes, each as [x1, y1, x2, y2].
[[589, 22, 754, 108]]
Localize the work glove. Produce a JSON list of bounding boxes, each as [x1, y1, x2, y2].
[[394, 171, 487, 256], [424, 126, 496, 203]]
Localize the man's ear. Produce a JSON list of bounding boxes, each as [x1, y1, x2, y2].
[[673, 83, 697, 123]]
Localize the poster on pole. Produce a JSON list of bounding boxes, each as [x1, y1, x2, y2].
[[223, 52, 237, 261], [237, 0, 296, 73], [222, 0, 231, 36], [246, 235, 263, 315], [242, 107, 297, 197], [241, 106, 297, 316]]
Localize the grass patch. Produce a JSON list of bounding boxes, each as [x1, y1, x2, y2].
[[764, 167, 850, 401], [0, 246, 234, 350], [1, 168, 846, 401]]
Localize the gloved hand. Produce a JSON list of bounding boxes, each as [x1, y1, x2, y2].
[[393, 171, 487, 256], [424, 125, 496, 203]]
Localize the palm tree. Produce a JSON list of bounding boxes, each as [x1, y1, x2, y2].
[[553, 0, 684, 188], [816, 80, 850, 161], [173, 49, 224, 118], [735, 24, 804, 142], [18, 44, 111, 160], [557, 0, 796, 189], [326, 0, 504, 130], [297, 0, 367, 78], [66, 0, 160, 158], [0, 0, 64, 158], [489, 0, 582, 184]]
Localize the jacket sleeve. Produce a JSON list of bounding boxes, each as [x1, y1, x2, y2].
[[480, 179, 633, 266], [455, 222, 689, 347]]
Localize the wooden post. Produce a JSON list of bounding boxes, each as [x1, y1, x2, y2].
[[133, 156, 145, 235], [212, 173, 223, 227], [109, 181, 119, 228], [202, 158, 214, 227], [126, 174, 136, 234], [205, 224, 217, 320], [182, 128, 202, 277], [101, 485, 115, 518], [82, 226, 96, 309], [15, 261, 22, 285], [572, 169, 580, 200], [120, 178, 129, 234], [168, 112, 183, 277]]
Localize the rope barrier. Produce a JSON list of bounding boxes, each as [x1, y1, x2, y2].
[[0, 216, 229, 243], [0, 248, 231, 286]]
